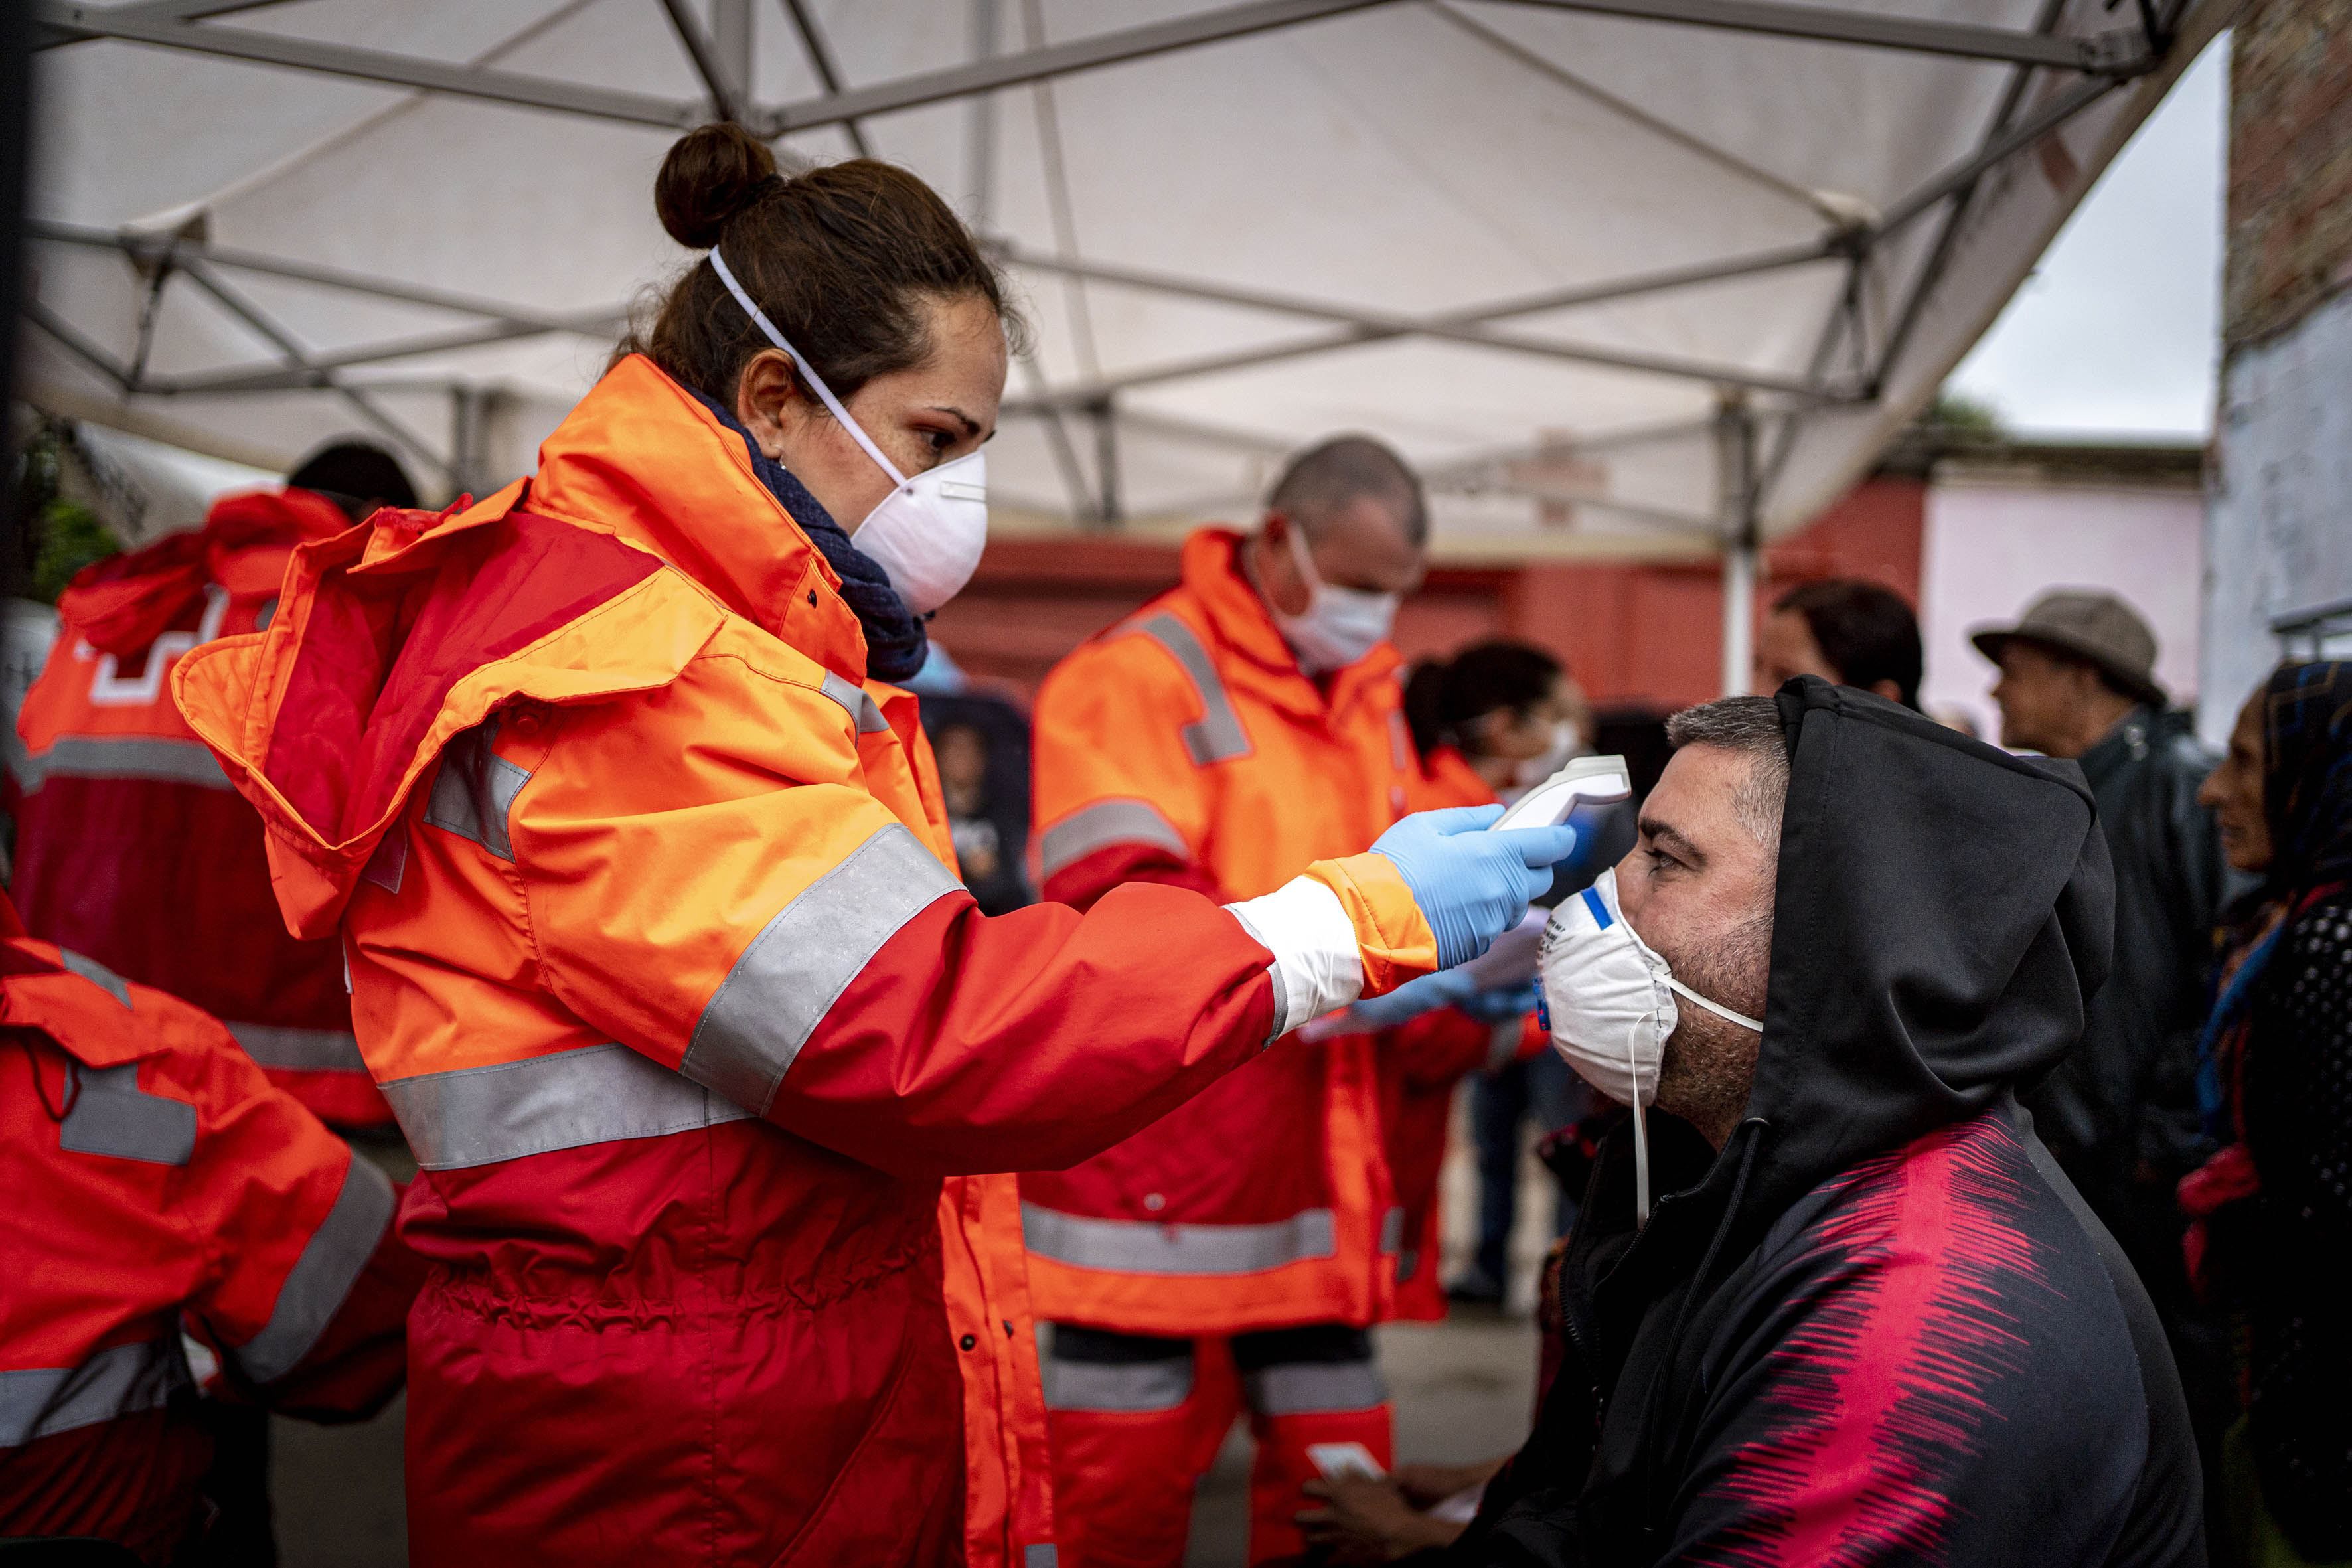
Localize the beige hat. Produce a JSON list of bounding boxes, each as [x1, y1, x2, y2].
[[1971, 589, 2165, 709]]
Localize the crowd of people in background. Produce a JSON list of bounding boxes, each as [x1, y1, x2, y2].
[[2, 120, 2347, 1568]]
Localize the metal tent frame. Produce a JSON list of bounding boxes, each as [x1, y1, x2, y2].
[[23, 0, 2219, 688]]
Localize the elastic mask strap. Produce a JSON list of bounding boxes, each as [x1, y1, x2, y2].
[[1667, 977, 1763, 1033], [708, 248, 909, 491], [1631, 1007, 1654, 1225]]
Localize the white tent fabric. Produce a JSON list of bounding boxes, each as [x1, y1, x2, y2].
[[23, 0, 2229, 567]]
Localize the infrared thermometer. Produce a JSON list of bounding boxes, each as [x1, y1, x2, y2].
[[1490, 753, 1634, 830]]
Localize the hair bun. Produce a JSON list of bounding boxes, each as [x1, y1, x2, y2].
[[655, 123, 780, 250]]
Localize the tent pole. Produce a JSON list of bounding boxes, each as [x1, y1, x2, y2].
[[1717, 392, 1757, 698]]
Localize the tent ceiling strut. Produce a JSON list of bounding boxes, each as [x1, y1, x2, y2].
[[37, 0, 2161, 135]]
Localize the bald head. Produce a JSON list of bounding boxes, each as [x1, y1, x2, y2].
[[1268, 435, 1427, 548]]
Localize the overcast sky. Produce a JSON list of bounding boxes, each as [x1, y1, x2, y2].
[[1944, 35, 2228, 439]]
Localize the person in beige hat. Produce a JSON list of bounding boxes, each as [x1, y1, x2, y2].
[[1972, 586, 2234, 1508]]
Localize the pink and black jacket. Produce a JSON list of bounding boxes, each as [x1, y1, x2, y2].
[[1449, 679, 2205, 1568]]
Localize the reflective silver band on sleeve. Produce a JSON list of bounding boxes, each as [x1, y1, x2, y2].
[[1036, 798, 1189, 880], [423, 720, 530, 861], [226, 1023, 368, 1075], [680, 823, 963, 1116], [819, 671, 892, 734], [1125, 613, 1253, 765], [58, 949, 132, 1007], [1026, 1548, 1059, 1568], [1020, 1203, 1337, 1276], [232, 1152, 396, 1385], [13, 734, 233, 792], [1042, 1354, 1195, 1414], [380, 1042, 756, 1172], [1380, 1206, 1405, 1255], [58, 1063, 196, 1166], [0, 1338, 191, 1447], [1243, 1359, 1389, 1416]]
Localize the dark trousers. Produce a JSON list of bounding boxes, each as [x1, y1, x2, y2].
[[1470, 1052, 1583, 1288]]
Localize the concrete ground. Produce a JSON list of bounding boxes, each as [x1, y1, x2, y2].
[[269, 1085, 1564, 1567]]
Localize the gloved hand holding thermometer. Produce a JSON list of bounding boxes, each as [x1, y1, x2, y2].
[[1368, 806, 1580, 971]]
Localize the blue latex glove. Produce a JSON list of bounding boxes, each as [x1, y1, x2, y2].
[[1459, 977, 1541, 1023], [1330, 969, 1478, 1033], [1370, 805, 1579, 970], [1314, 971, 1541, 1036]]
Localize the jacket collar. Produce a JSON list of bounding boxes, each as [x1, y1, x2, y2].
[[1178, 528, 1401, 722], [526, 354, 868, 679], [57, 487, 348, 656]]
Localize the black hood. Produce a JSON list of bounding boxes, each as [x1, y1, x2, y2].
[[1731, 675, 2115, 1226]]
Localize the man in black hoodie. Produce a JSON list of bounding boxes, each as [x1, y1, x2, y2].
[[1437, 678, 2203, 1567]]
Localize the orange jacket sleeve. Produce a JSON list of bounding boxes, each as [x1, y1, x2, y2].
[[508, 657, 1288, 1180], [173, 1012, 416, 1419]]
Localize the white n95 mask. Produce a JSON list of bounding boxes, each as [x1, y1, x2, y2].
[[1270, 522, 1399, 675], [1539, 866, 1762, 1221], [710, 249, 988, 615]]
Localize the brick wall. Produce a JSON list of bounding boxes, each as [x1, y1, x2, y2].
[[931, 475, 1925, 711], [2225, 0, 2352, 347]]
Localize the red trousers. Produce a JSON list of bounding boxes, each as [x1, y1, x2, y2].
[[1044, 1324, 1393, 1567]]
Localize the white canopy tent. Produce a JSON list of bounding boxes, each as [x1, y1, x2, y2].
[[21, 0, 2230, 690]]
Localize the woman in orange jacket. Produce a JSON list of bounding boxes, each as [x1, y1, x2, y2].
[[174, 127, 1573, 1567]]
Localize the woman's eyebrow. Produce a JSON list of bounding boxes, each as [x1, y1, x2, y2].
[[927, 404, 984, 439]]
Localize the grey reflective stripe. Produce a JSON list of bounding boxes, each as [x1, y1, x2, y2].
[[380, 1042, 755, 1172], [1037, 798, 1188, 880], [1043, 1354, 1194, 1413], [819, 671, 891, 735], [0, 1338, 190, 1447], [227, 1023, 367, 1074], [14, 734, 232, 791], [1020, 1204, 1336, 1276], [232, 1154, 396, 1385], [1244, 1359, 1389, 1416], [682, 824, 962, 1115], [59, 1063, 196, 1166], [424, 720, 530, 861], [1396, 1247, 1420, 1283], [1127, 613, 1252, 765], [58, 949, 132, 1007], [1380, 1206, 1405, 1255], [1026, 1549, 1059, 1568]]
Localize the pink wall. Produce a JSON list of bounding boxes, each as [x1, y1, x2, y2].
[[1919, 473, 2207, 739]]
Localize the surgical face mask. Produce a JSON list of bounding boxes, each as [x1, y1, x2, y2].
[[710, 249, 987, 615], [1539, 866, 1761, 1220], [1511, 718, 1585, 793], [1269, 522, 1400, 675]]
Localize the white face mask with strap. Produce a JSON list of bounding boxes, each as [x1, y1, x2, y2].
[[709, 248, 987, 615], [1267, 521, 1400, 676], [1539, 866, 1763, 1221]]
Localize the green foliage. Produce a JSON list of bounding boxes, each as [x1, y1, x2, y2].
[[1921, 392, 2005, 437], [31, 499, 119, 604], [9, 422, 122, 605]]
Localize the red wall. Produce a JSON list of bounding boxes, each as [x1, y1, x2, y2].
[[933, 475, 1924, 711]]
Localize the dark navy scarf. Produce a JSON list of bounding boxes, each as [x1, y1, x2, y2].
[[685, 386, 929, 682]]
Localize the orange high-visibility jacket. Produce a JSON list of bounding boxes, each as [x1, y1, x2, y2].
[[0, 921, 415, 1565], [172, 354, 1438, 1567], [1022, 528, 1430, 1336], [10, 489, 388, 1128]]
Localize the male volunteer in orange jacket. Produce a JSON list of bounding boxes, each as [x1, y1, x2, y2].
[[9, 441, 417, 1130], [1026, 437, 1449, 1565], [0, 896, 418, 1563]]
